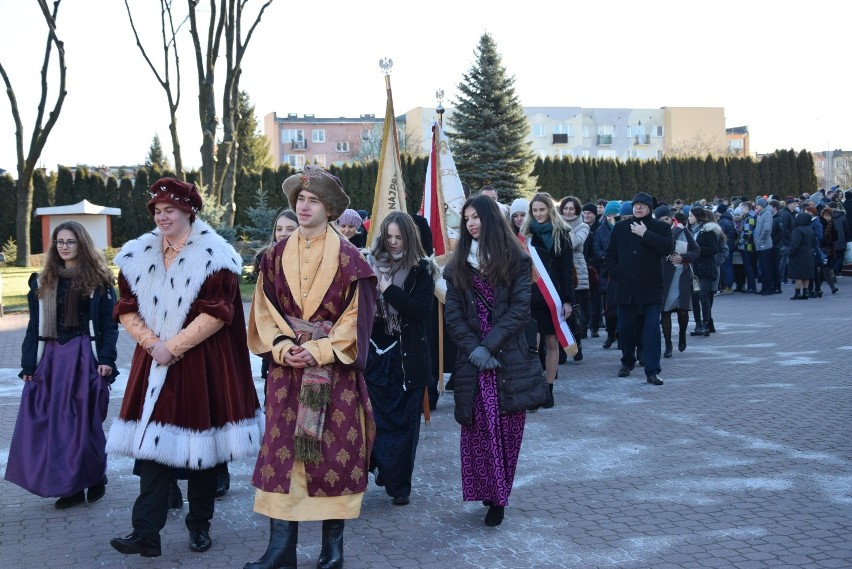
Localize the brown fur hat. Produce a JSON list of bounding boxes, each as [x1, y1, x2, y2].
[[282, 166, 350, 221]]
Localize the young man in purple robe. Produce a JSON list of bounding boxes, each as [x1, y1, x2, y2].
[[245, 166, 378, 569]]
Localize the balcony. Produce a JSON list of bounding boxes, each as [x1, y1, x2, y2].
[[291, 140, 307, 150], [596, 135, 613, 146], [552, 134, 569, 145], [634, 135, 650, 145]]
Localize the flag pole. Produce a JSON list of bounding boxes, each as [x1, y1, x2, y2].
[[434, 89, 446, 398]]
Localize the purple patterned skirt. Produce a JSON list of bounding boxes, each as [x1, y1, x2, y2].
[[4, 336, 109, 497], [459, 273, 526, 507]]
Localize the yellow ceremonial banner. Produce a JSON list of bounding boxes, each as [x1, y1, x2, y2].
[[367, 75, 407, 246]]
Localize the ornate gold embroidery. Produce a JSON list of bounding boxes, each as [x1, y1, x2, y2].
[[351, 466, 364, 483], [340, 487, 354, 495], [283, 407, 297, 424], [315, 489, 327, 497], [323, 301, 338, 316], [331, 409, 346, 426], [339, 254, 350, 268], [346, 426, 358, 444], [336, 448, 351, 466], [275, 446, 292, 462], [340, 389, 356, 405], [260, 464, 275, 481], [260, 444, 269, 457], [275, 385, 288, 402], [270, 366, 284, 381], [324, 469, 340, 486], [322, 430, 336, 445], [269, 425, 281, 441]]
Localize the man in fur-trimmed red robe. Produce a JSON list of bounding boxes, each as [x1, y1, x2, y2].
[[107, 178, 263, 558]]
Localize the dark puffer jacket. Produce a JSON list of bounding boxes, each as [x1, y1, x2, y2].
[[444, 256, 545, 426], [787, 213, 815, 280]]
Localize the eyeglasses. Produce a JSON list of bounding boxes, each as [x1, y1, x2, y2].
[[55, 240, 78, 248]]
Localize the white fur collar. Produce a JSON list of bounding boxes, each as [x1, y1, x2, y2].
[[115, 220, 242, 340]]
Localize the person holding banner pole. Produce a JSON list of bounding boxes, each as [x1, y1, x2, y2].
[[364, 211, 437, 506], [519, 193, 575, 408], [444, 195, 547, 527]]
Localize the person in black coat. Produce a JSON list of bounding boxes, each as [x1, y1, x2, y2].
[[605, 192, 672, 385], [787, 212, 816, 299], [444, 195, 546, 528], [519, 192, 575, 407], [364, 211, 436, 506]]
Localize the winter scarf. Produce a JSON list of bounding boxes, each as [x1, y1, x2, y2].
[[530, 219, 554, 251], [40, 266, 85, 338], [367, 251, 410, 336]]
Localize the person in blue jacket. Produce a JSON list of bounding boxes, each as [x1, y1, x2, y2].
[[5, 220, 117, 509]]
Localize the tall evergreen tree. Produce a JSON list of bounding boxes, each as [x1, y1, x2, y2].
[[54, 166, 75, 206], [146, 134, 170, 171], [236, 90, 272, 175], [796, 149, 817, 197], [448, 33, 536, 201]]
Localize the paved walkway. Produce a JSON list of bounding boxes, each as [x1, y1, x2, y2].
[[1, 289, 851, 568]]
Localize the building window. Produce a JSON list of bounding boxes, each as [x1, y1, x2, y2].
[[533, 124, 546, 137], [312, 154, 327, 167], [597, 149, 617, 160], [553, 124, 573, 136], [361, 129, 374, 141], [283, 154, 305, 168], [281, 129, 304, 143], [656, 150, 664, 159], [556, 148, 573, 159], [653, 125, 664, 137], [583, 125, 592, 138], [628, 125, 645, 137], [312, 129, 326, 143], [336, 141, 350, 153], [597, 125, 615, 146], [729, 139, 744, 151], [629, 149, 647, 159]]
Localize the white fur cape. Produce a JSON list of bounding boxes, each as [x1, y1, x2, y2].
[[106, 220, 263, 469]]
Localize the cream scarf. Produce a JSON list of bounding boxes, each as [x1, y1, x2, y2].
[[368, 251, 410, 336]]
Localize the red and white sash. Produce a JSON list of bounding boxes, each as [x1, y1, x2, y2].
[[519, 234, 576, 351]]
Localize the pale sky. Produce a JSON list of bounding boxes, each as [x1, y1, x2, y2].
[[1, 0, 850, 174]]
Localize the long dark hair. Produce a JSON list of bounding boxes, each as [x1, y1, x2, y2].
[[446, 195, 523, 291], [370, 211, 425, 267], [39, 220, 113, 297]]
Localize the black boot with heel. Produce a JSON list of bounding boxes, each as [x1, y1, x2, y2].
[[243, 519, 298, 569], [316, 519, 344, 569]]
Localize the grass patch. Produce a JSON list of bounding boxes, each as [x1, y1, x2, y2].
[[1, 265, 259, 314], [1, 266, 35, 313]]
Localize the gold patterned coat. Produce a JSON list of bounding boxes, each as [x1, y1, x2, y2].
[[247, 226, 377, 520]]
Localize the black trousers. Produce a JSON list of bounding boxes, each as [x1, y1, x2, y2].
[[132, 459, 219, 542]]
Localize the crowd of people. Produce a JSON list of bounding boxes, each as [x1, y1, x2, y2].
[[5, 165, 849, 567]]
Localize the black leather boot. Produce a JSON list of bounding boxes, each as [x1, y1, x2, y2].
[[663, 342, 673, 358], [542, 383, 554, 409], [707, 319, 716, 333], [678, 330, 687, 352], [316, 519, 344, 569], [244, 518, 298, 569]]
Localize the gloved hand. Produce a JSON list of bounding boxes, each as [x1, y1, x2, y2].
[[484, 356, 501, 370], [469, 346, 492, 370]]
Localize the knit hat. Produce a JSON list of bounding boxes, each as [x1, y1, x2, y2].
[[282, 165, 350, 221], [716, 203, 728, 214], [582, 202, 597, 214], [654, 205, 672, 219], [756, 197, 768, 208], [147, 177, 203, 223], [632, 192, 655, 209], [618, 202, 633, 216], [604, 200, 621, 217], [336, 208, 362, 228], [785, 197, 799, 204], [356, 209, 369, 220], [681, 205, 692, 216], [509, 198, 529, 216]]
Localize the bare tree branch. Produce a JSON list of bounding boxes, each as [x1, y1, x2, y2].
[[124, 0, 185, 178], [0, 0, 67, 266]]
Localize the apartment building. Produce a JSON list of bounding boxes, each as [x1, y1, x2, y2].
[[263, 112, 406, 169], [812, 150, 851, 190], [265, 106, 731, 167]]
